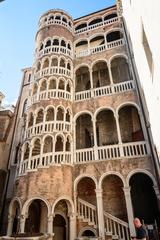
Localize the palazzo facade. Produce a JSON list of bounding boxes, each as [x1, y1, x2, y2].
[[3, 4, 160, 240]]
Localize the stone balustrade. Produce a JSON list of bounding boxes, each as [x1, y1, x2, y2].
[[75, 39, 124, 58], [18, 141, 148, 176], [75, 16, 119, 35], [75, 80, 135, 101], [25, 121, 71, 139]]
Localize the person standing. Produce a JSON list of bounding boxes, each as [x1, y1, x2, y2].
[[133, 218, 148, 240]]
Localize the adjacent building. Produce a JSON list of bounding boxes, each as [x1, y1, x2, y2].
[[0, 92, 14, 223]]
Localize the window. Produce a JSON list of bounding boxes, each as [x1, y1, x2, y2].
[[22, 99, 27, 116], [142, 24, 153, 76], [28, 73, 31, 83]]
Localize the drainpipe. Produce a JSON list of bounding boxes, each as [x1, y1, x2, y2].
[[122, 17, 160, 191]]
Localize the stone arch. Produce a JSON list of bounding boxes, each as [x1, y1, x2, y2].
[[42, 57, 50, 69], [78, 227, 97, 237], [128, 171, 160, 224], [89, 32, 105, 41], [22, 141, 30, 160], [9, 197, 22, 215], [126, 169, 157, 187], [58, 77, 65, 90], [42, 134, 54, 153], [88, 15, 103, 26], [99, 171, 126, 189], [103, 11, 118, 21], [75, 21, 87, 31], [45, 106, 55, 121], [21, 197, 51, 217], [92, 59, 110, 88], [95, 107, 118, 146], [28, 111, 34, 127], [106, 28, 123, 42], [73, 110, 93, 123], [56, 105, 65, 121], [74, 63, 90, 74], [76, 113, 94, 149], [48, 77, 57, 89], [39, 79, 47, 92], [52, 196, 75, 215], [110, 55, 132, 83], [101, 172, 127, 221], [55, 134, 65, 152], [109, 53, 128, 65], [116, 102, 140, 115], [74, 174, 98, 192], [8, 198, 22, 235], [35, 108, 44, 124], [117, 103, 143, 143], [89, 33, 105, 50], [44, 38, 52, 48], [59, 57, 66, 68], [75, 65, 91, 92], [74, 37, 88, 47], [32, 82, 38, 95], [22, 197, 51, 234], [51, 56, 58, 67], [94, 106, 115, 119]]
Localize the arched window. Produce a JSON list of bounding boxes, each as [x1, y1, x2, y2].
[[53, 39, 59, 46], [45, 40, 51, 48], [57, 107, 64, 121], [51, 58, 58, 67], [42, 59, 49, 69], [22, 99, 28, 116], [61, 40, 66, 47], [60, 59, 66, 68]]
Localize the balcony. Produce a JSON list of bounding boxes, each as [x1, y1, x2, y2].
[[39, 18, 73, 33], [30, 89, 72, 105], [34, 67, 72, 80], [75, 16, 119, 35], [75, 39, 124, 58], [25, 121, 71, 139], [75, 141, 148, 164], [75, 80, 135, 101], [18, 141, 148, 176], [18, 152, 72, 176], [37, 45, 73, 59]]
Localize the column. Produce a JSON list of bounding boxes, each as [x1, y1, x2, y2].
[[42, 110, 46, 132], [95, 188, 105, 240], [37, 84, 40, 102], [33, 113, 37, 135], [69, 214, 76, 240], [92, 118, 98, 160], [153, 186, 160, 210], [108, 63, 114, 85], [7, 215, 13, 236], [20, 215, 26, 233], [18, 148, 24, 175], [38, 142, 44, 167], [90, 68, 94, 98], [73, 122, 77, 164], [48, 215, 53, 235], [27, 145, 33, 171], [123, 186, 136, 236], [114, 113, 124, 157]]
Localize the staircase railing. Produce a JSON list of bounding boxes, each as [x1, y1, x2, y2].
[[104, 212, 130, 240], [77, 198, 97, 227], [77, 198, 130, 240]]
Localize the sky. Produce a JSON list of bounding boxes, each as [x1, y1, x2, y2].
[[0, 0, 116, 104]]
